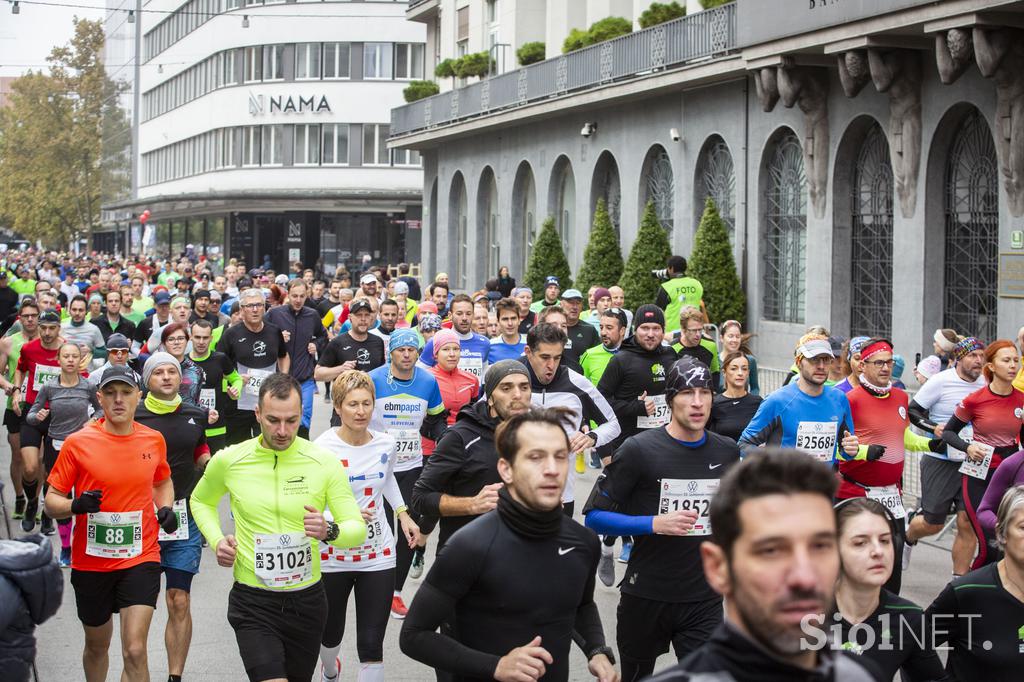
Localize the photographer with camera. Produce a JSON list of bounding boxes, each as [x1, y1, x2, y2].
[[653, 256, 705, 335]]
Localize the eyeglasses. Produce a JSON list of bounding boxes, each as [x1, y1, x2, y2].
[[110, 349, 129, 356], [683, 327, 703, 336], [241, 303, 265, 310], [165, 336, 188, 343], [863, 359, 895, 368]]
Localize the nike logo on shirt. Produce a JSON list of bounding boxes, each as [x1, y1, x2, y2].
[[343, 346, 352, 350], [558, 547, 575, 556], [709, 463, 723, 469]]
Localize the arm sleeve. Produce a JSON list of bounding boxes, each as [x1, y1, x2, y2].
[[654, 286, 669, 311], [584, 509, 655, 536], [189, 454, 228, 549], [908, 399, 939, 432], [738, 396, 780, 452], [576, 375, 620, 447], [941, 414, 971, 452], [325, 459, 367, 548], [275, 328, 288, 359], [420, 410, 448, 442], [748, 355, 760, 395], [903, 428, 933, 453], [977, 456, 1020, 531], [399, 539, 498, 678], [573, 544, 607, 654], [410, 429, 465, 518]]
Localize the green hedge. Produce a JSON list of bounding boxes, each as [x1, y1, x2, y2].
[[517, 41, 546, 66], [403, 80, 439, 103], [575, 199, 624, 295], [563, 17, 633, 53], [688, 197, 745, 324], [434, 58, 456, 79], [524, 217, 573, 293], [619, 201, 672, 311], [639, 2, 686, 28]]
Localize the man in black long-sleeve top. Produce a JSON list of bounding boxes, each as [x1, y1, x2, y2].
[[401, 407, 618, 682], [410, 360, 532, 550]]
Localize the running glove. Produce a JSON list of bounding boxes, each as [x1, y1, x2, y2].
[[927, 438, 946, 454], [157, 506, 179, 534], [70, 489, 103, 515], [865, 445, 886, 462]]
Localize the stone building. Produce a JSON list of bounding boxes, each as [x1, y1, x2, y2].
[[390, 0, 1024, 370]]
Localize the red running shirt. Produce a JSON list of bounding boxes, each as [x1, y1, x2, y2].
[[16, 338, 61, 405], [953, 386, 1024, 469], [840, 386, 910, 496], [47, 420, 170, 571]]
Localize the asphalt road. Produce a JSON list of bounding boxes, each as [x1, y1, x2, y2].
[[1, 396, 956, 681]]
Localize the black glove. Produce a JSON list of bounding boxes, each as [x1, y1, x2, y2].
[[157, 506, 179, 534], [865, 444, 886, 462], [71, 489, 103, 515], [928, 438, 947, 454]]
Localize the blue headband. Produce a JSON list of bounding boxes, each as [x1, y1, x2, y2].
[[389, 328, 420, 354]]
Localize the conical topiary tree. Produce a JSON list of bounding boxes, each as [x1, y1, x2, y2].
[[575, 199, 624, 296], [619, 201, 672, 311], [688, 196, 746, 324], [524, 216, 573, 294]]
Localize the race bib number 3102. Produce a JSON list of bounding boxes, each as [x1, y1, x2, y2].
[[659, 479, 718, 536], [254, 533, 313, 588]]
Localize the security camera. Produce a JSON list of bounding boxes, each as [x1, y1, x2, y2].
[[580, 122, 596, 138], [670, 128, 681, 142]]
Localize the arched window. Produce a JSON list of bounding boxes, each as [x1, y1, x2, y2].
[[697, 136, 735, 245], [591, 151, 621, 235], [944, 109, 998, 341], [449, 172, 468, 289], [762, 129, 806, 323], [850, 123, 894, 337], [550, 157, 576, 260], [478, 167, 499, 279], [512, 162, 537, 275], [641, 145, 674, 235]]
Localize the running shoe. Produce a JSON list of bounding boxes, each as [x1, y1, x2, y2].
[[21, 497, 38, 533], [390, 595, 409, 619], [40, 514, 54, 536], [13, 494, 26, 520], [575, 452, 585, 474], [59, 547, 71, 568], [598, 549, 616, 587], [588, 451, 602, 469], [902, 509, 919, 571], [617, 541, 632, 564], [409, 548, 424, 580]]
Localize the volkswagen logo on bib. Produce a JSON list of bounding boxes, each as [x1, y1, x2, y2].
[[111, 513, 121, 524], [280, 534, 291, 545], [687, 481, 699, 494]]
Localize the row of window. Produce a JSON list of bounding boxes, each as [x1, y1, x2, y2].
[[143, 42, 425, 121], [142, 123, 419, 186], [144, 0, 404, 62]]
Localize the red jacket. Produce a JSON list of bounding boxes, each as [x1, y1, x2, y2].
[[423, 364, 480, 455]]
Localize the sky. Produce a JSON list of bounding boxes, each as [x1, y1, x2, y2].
[[0, 1, 105, 78]]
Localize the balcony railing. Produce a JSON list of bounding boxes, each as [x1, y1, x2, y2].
[[391, 3, 736, 137]]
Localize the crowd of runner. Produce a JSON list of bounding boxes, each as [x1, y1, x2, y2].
[[0, 247, 1023, 682]]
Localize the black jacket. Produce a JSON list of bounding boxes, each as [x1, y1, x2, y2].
[[92, 314, 137, 343], [411, 401, 502, 549], [496, 276, 515, 298], [596, 337, 679, 449], [0, 535, 63, 682]]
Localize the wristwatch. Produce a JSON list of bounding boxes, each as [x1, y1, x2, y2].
[[587, 645, 615, 665], [324, 522, 340, 542]]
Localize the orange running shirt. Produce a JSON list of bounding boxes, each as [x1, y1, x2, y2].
[[47, 419, 170, 571]]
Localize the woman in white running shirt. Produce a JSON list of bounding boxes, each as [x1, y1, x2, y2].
[[314, 370, 421, 682]]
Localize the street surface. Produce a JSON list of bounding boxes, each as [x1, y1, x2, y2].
[[3, 395, 955, 681]]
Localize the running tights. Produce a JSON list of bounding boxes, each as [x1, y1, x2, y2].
[[320, 568, 395, 661]]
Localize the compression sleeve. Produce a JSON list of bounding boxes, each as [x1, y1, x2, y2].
[[584, 509, 654, 536], [941, 414, 971, 452], [908, 400, 939, 432], [325, 458, 367, 549], [189, 453, 228, 550], [903, 428, 933, 453]]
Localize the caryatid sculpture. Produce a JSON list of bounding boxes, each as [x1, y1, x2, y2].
[[868, 49, 922, 219]]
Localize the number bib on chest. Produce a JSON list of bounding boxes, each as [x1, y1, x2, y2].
[[238, 367, 272, 411], [198, 388, 216, 412], [795, 421, 837, 462], [458, 357, 483, 379], [659, 479, 718, 536], [86, 510, 143, 559], [337, 510, 386, 560], [253, 532, 313, 588], [393, 429, 423, 464], [959, 443, 993, 480], [637, 395, 670, 429], [33, 364, 60, 390], [158, 499, 190, 542], [866, 485, 906, 520]]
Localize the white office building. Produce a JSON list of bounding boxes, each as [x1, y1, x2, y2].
[[100, 0, 425, 274]]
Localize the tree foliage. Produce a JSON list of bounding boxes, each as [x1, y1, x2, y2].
[[434, 58, 457, 79], [639, 2, 687, 28], [688, 197, 745, 324], [524, 216, 573, 293], [403, 80, 440, 102], [454, 52, 495, 79], [699, 0, 732, 8], [0, 18, 126, 247], [516, 41, 546, 66], [575, 199, 624, 295], [619, 201, 672, 311], [563, 17, 633, 53]]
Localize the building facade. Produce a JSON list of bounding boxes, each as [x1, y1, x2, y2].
[[100, 0, 425, 275], [390, 0, 1024, 371]]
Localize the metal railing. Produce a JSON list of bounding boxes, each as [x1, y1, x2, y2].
[[391, 3, 737, 136]]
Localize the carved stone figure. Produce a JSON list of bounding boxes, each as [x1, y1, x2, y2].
[[777, 64, 830, 219], [935, 28, 974, 84], [837, 50, 871, 98], [754, 67, 780, 112], [869, 49, 922, 218], [974, 27, 1024, 217]]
